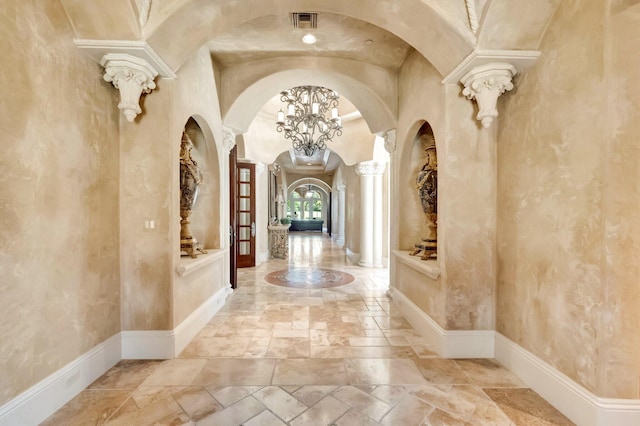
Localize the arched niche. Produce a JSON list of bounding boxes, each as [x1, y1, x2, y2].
[[181, 116, 221, 251], [398, 121, 438, 251]]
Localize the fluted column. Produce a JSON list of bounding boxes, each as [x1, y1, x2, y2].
[[372, 170, 384, 267], [355, 162, 386, 267], [336, 184, 346, 247]]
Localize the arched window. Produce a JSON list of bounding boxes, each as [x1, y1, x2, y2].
[[287, 187, 322, 220]]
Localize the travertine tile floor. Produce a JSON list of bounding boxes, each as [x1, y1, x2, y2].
[[43, 233, 574, 425]]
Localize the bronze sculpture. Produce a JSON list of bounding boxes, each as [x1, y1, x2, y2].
[[179, 132, 207, 258], [411, 139, 437, 259]]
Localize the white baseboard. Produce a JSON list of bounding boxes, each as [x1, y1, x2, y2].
[[256, 251, 269, 266], [121, 330, 174, 359], [389, 286, 640, 425], [122, 285, 230, 359], [346, 248, 360, 265], [0, 333, 121, 426], [495, 333, 640, 426], [0, 286, 232, 425], [388, 286, 495, 358], [173, 286, 229, 355]]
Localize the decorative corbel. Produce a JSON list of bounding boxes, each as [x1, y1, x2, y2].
[[383, 129, 396, 154], [461, 63, 517, 128], [101, 53, 158, 122], [222, 127, 237, 153]]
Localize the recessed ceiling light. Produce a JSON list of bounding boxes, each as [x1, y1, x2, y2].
[[302, 33, 316, 44], [364, 39, 374, 45]]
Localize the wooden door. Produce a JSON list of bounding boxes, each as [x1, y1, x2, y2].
[[236, 162, 256, 268], [229, 146, 238, 289]]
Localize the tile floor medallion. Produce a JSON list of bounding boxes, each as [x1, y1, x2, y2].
[[265, 268, 354, 289], [43, 233, 574, 425]]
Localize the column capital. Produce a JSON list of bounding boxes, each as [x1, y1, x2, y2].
[[222, 127, 236, 153], [355, 161, 386, 176], [337, 184, 346, 192], [461, 63, 517, 128], [383, 129, 397, 154], [101, 53, 158, 122]]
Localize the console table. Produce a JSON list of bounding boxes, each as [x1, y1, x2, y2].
[[289, 219, 323, 232]]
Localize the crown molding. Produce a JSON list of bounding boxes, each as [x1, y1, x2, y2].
[[442, 49, 540, 84], [74, 39, 176, 79]]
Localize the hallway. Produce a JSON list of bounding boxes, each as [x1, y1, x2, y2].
[[43, 234, 572, 425]]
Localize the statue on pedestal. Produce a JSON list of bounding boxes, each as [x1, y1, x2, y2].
[[411, 139, 438, 259], [180, 132, 207, 258]]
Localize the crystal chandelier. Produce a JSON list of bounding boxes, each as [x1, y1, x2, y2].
[[276, 86, 342, 157]]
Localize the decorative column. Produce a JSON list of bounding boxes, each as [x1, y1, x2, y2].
[[372, 168, 384, 268], [336, 184, 346, 247], [100, 53, 158, 122], [355, 162, 386, 267], [461, 63, 517, 128]]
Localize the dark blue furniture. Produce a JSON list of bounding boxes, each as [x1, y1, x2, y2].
[[289, 219, 323, 232]]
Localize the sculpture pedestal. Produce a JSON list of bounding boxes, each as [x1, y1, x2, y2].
[[268, 224, 290, 259], [410, 240, 437, 260]]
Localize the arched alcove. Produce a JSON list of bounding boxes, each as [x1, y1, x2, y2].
[[181, 116, 221, 251], [398, 121, 438, 251]]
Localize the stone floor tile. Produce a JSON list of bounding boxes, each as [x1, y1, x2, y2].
[[425, 384, 515, 426], [192, 358, 276, 387], [172, 386, 223, 421], [370, 385, 412, 405], [88, 360, 162, 390], [272, 358, 348, 386], [267, 337, 310, 358], [41, 390, 130, 426], [334, 408, 382, 425], [140, 358, 208, 386], [455, 359, 525, 388], [252, 386, 308, 422], [484, 388, 574, 425], [413, 358, 474, 385], [243, 409, 289, 426], [196, 395, 266, 426], [206, 385, 264, 407], [106, 394, 190, 426], [332, 385, 392, 422], [291, 385, 338, 406], [345, 358, 428, 385], [289, 396, 350, 426], [379, 395, 433, 426]]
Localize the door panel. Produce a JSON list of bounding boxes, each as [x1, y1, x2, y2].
[[236, 162, 255, 268], [229, 146, 238, 288]]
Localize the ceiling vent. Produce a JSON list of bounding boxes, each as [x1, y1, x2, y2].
[[291, 12, 318, 29]]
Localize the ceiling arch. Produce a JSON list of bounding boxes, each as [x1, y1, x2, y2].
[[288, 177, 331, 197], [223, 57, 396, 135], [144, 0, 475, 77]]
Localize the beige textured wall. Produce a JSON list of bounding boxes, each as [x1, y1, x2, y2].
[[171, 48, 228, 327], [0, 1, 120, 405], [497, 0, 640, 398], [120, 82, 174, 330], [393, 50, 496, 330]]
